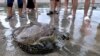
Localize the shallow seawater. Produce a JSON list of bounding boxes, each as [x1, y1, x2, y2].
[[0, 6, 100, 56]]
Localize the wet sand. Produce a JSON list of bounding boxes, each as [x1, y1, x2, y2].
[[0, 7, 100, 56]]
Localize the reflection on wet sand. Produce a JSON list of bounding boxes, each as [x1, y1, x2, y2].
[[0, 8, 100, 56], [59, 9, 74, 33], [7, 16, 18, 29], [19, 14, 28, 27], [78, 17, 95, 56], [95, 24, 100, 52], [28, 10, 37, 23], [96, 24, 100, 43], [49, 14, 59, 27]]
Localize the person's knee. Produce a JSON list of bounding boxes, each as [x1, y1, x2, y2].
[[7, 0, 14, 7], [18, 0, 23, 8]]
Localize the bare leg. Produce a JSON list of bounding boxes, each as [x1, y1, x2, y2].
[[18, 8, 23, 16], [18, 0, 24, 17], [92, 0, 95, 7], [7, 0, 14, 17], [47, 0, 55, 15], [7, 7, 13, 17], [84, 0, 90, 17], [72, 0, 78, 16], [22, 0, 26, 13], [56, 0, 61, 12], [54, 0, 57, 11], [53, 0, 61, 14], [64, 0, 69, 11], [89, 0, 95, 18], [50, 0, 55, 11], [54, 0, 60, 11]]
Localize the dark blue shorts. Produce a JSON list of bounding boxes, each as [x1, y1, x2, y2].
[[7, 0, 23, 8]]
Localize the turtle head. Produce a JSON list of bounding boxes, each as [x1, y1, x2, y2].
[[61, 32, 71, 40]]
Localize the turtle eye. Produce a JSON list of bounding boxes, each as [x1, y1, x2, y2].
[[62, 33, 70, 40], [62, 35, 66, 40]]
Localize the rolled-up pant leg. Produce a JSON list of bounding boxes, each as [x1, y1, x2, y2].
[[7, 0, 14, 7]]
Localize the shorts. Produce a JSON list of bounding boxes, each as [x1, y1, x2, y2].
[[7, 0, 23, 8], [27, 0, 35, 9]]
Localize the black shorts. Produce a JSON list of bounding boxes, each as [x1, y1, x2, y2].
[[27, 0, 35, 9]]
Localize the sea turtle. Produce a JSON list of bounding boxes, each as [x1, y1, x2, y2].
[[12, 22, 70, 54]]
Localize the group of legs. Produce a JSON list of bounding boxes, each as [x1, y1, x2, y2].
[[7, 0, 23, 19], [6, 0, 36, 19], [48, 0, 95, 18], [6, 0, 95, 19]]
